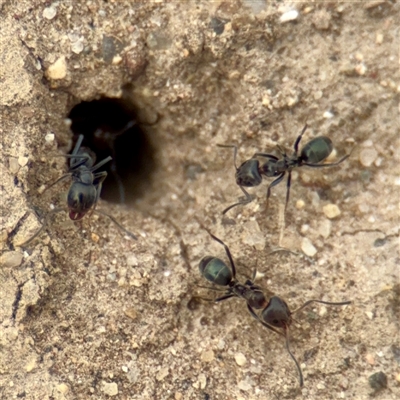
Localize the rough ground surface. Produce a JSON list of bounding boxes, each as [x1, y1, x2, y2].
[[1, 1, 399, 399]]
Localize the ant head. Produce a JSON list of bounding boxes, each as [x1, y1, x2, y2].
[[261, 296, 292, 329], [199, 256, 233, 286], [67, 182, 97, 220], [235, 159, 262, 187]]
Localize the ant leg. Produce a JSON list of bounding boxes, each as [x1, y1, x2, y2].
[[291, 299, 351, 315], [246, 304, 284, 337], [293, 124, 308, 154], [215, 293, 236, 302], [91, 171, 108, 214], [217, 144, 239, 170], [17, 207, 64, 247], [266, 172, 285, 209], [90, 156, 112, 172], [109, 160, 126, 203], [285, 171, 292, 211], [41, 173, 72, 195], [222, 186, 254, 215], [252, 152, 279, 161], [94, 209, 138, 240], [205, 230, 237, 279]]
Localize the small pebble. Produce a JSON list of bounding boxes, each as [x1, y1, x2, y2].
[[365, 311, 374, 320], [91, 233, 100, 242], [56, 383, 69, 394], [122, 366, 128, 373], [368, 371, 387, 390], [156, 367, 169, 381], [355, 63, 367, 76], [301, 237, 317, 257], [312, 9, 331, 30], [46, 56, 67, 80], [102, 381, 118, 396], [71, 40, 84, 54], [0, 251, 23, 268], [234, 353, 247, 366], [323, 110, 334, 119], [365, 353, 375, 365], [26, 358, 37, 372], [45, 133, 55, 143], [359, 148, 378, 167], [318, 219, 332, 239], [18, 156, 29, 167], [201, 349, 214, 363], [319, 306, 327, 317], [9, 157, 20, 174], [124, 307, 138, 320], [237, 379, 252, 391], [198, 373, 207, 389], [322, 204, 341, 219], [43, 5, 57, 20], [280, 9, 299, 23], [376, 33, 383, 44], [296, 199, 305, 209]]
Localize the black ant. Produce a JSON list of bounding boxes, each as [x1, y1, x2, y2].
[[199, 231, 351, 387], [20, 135, 137, 246], [218, 124, 351, 214]]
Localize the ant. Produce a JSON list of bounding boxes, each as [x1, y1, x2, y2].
[[19, 134, 137, 246], [199, 230, 351, 387], [218, 124, 351, 214]]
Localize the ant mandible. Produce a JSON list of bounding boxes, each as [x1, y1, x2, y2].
[[219, 124, 351, 214], [199, 230, 351, 387], [20, 134, 137, 246]]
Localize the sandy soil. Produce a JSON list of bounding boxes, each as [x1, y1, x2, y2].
[[1, 1, 399, 399]]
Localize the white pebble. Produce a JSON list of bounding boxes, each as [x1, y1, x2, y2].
[[359, 148, 378, 167], [102, 381, 118, 396], [365, 311, 374, 320], [18, 156, 29, 167], [71, 40, 84, 54], [43, 5, 57, 20], [322, 204, 341, 219], [234, 353, 247, 366], [46, 56, 67, 80], [280, 9, 299, 23], [237, 379, 252, 391], [318, 219, 332, 238], [319, 306, 327, 317], [296, 199, 305, 209], [323, 110, 334, 119], [301, 237, 317, 257], [45, 133, 55, 143], [198, 373, 207, 389]]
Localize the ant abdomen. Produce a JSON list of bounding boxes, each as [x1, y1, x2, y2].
[[300, 136, 333, 164], [199, 256, 233, 286]]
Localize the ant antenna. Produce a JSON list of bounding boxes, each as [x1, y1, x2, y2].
[[217, 144, 239, 170], [291, 299, 351, 315]]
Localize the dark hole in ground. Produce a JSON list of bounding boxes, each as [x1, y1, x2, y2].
[[67, 98, 156, 204]]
